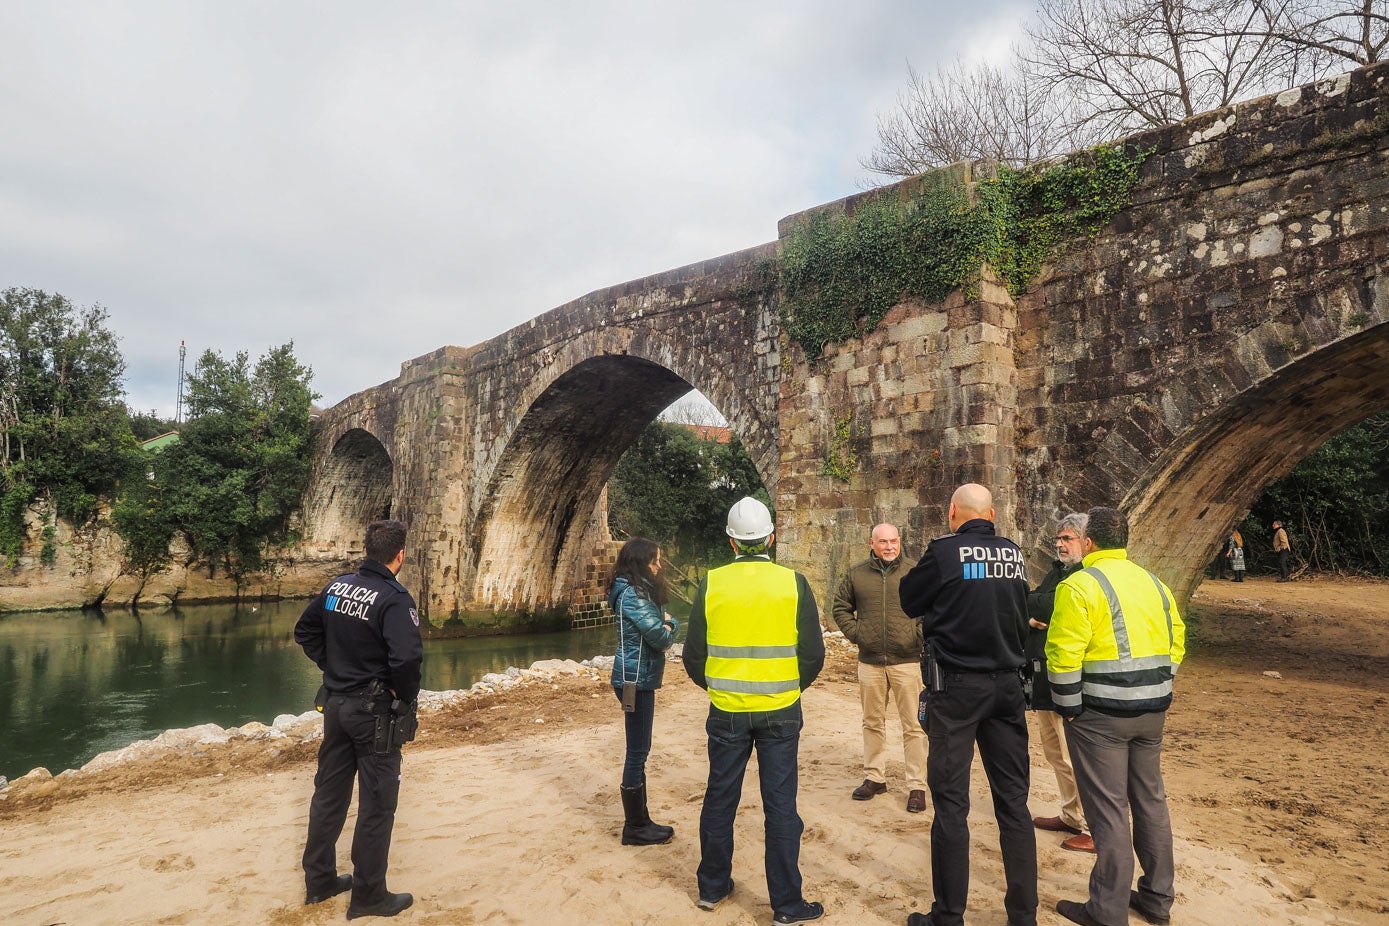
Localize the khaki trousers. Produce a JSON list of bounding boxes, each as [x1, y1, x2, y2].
[[1035, 709, 1087, 832], [858, 661, 927, 790]]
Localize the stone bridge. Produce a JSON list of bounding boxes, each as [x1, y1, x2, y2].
[[303, 62, 1389, 627]]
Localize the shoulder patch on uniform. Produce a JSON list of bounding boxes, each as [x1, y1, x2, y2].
[[410, 608, 420, 627]]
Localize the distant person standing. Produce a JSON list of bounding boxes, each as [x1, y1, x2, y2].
[[295, 519, 422, 920], [1047, 507, 1186, 926], [1228, 529, 1245, 583], [607, 537, 679, 846], [1210, 537, 1229, 580], [832, 522, 927, 813], [1026, 513, 1092, 853], [899, 484, 1037, 926], [1272, 520, 1292, 582], [684, 497, 826, 924]]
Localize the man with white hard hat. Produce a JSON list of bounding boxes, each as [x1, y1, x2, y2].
[[684, 497, 827, 924]]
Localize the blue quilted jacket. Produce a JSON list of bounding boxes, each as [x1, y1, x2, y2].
[[609, 576, 678, 690]]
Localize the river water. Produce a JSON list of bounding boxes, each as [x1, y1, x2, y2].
[[0, 600, 621, 781]]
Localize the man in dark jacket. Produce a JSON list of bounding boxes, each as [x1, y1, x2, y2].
[[899, 484, 1037, 926], [1026, 513, 1091, 852], [832, 522, 926, 812], [295, 519, 423, 920]]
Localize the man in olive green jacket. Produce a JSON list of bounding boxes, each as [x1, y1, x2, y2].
[[832, 523, 926, 813]]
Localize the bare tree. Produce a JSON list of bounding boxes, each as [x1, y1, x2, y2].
[[658, 391, 727, 428], [864, 0, 1385, 184], [1025, 0, 1298, 140], [1246, 0, 1388, 69], [864, 57, 1087, 178]]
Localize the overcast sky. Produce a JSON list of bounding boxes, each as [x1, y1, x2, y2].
[[1, 2, 1028, 417]]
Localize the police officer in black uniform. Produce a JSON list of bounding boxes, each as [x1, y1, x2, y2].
[[899, 484, 1038, 926], [295, 519, 423, 920]]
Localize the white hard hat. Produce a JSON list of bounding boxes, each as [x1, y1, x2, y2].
[[726, 497, 774, 540]]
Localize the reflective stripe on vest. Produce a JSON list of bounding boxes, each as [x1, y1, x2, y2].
[[1077, 566, 1175, 712], [704, 561, 801, 713]]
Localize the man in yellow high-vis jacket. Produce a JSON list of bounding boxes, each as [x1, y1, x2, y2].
[[684, 497, 826, 925], [1046, 507, 1186, 926]]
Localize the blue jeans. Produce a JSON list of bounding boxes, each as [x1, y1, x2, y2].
[[697, 701, 805, 915], [614, 687, 656, 789]]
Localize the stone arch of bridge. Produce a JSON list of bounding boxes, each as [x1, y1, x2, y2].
[[468, 342, 769, 614], [301, 426, 394, 556], [1103, 319, 1389, 604]]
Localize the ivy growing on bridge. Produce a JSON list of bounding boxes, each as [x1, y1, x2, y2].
[[778, 144, 1152, 360], [820, 415, 859, 482]]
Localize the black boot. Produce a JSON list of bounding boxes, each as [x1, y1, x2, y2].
[[346, 891, 413, 919], [620, 784, 674, 845]]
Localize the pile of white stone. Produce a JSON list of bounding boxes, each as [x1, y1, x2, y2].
[[0, 653, 620, 802]]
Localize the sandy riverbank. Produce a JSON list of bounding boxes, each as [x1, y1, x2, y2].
[[1, 576, 1385, 925]]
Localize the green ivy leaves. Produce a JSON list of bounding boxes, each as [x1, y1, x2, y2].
[[778, 145, 1151, 360]]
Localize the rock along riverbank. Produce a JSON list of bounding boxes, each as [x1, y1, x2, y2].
[[0, 650, 630, 799]]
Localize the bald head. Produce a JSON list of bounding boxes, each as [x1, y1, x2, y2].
[[870, 522, 901, 562], [948, 483, 994, 530]]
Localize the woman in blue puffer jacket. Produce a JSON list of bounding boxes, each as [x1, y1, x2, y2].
[[608, 537, 679, 846]]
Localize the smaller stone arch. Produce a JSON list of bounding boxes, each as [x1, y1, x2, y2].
[[1116, 322, 1389, 602], [302, 427, 394, 557]]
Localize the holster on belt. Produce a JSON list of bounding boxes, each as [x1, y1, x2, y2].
[[918, 641, 946, 733], [372, 698, 419, 755], [921, 640, 946, 695], [359, 678, 388, 710]]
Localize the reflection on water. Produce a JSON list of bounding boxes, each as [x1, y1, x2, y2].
[[0, 601, 618, 780]]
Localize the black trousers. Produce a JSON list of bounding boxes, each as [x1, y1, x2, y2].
[[1278, 549, 1290, 581], [303, 693, 403, 904], [923, 671, 1038, 926]]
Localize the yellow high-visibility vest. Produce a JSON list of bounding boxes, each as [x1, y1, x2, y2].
[[704, 560, 801, 713], [1046, 548, 1186, 715]]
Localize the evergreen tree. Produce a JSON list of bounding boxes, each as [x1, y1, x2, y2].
[[0, 288, 140, 563], [139, 344, 318, 582]]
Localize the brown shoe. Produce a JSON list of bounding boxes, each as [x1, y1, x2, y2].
[[851, 779, 887, 801], [1061, 833, 1096, 853], [1032, 814, 1082, 835], [906, 789, 927, 813]]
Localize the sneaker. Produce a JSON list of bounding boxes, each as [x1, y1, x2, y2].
[[697, 878, 734, 911], [774, 900, 825, 924]]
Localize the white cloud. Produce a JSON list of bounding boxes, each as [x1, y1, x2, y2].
[[0, 1, 1024, 416]]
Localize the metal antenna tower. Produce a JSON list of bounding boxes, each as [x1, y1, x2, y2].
[[176, 340, 186, 424]]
